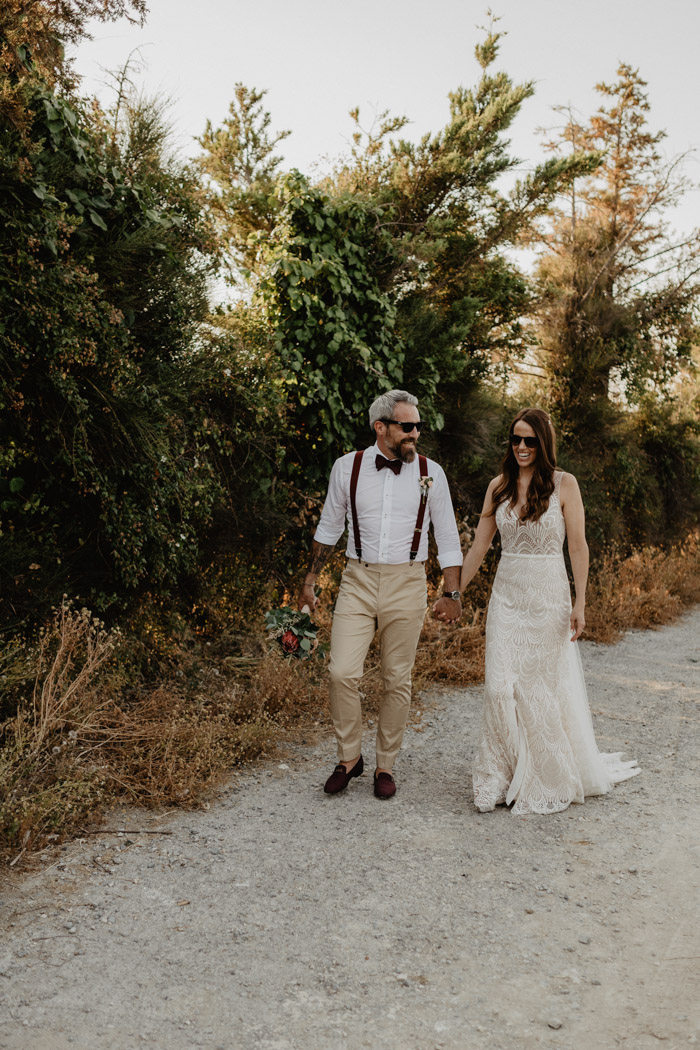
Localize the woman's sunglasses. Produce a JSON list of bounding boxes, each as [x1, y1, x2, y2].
[[510, 433, 539, 448], [381, 419, 424, 433]]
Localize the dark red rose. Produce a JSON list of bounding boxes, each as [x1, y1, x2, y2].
[[280, 629, 300, 654]]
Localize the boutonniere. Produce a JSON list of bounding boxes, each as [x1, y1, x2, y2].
[[419, 476, 434, 502]]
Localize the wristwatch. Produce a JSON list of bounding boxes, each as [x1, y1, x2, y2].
[[442, 590, 461, 601]]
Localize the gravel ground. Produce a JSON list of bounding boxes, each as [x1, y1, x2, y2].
[[1, 608, 699, 1050]]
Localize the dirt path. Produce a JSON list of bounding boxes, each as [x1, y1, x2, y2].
[[1, 609, 699, 1050]]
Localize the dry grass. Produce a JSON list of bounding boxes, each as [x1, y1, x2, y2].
[[585, 530, 700, 643], [2, 534, 699, 863], [414, 614, 487, 688], [0, 603, 328, 862], [0, 604, 121, 859]]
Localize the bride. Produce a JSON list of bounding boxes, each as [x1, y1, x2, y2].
[[459, 407, 640, 815]]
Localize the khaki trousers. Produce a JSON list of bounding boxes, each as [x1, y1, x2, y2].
[[328, 559, 427, 769]]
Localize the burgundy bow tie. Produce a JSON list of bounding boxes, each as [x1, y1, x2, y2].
[[376, 454, 402, 475]]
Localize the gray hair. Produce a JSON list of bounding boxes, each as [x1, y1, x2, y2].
[[368, 390, 419, 431]]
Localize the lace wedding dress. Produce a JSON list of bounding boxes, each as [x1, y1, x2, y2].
[[473, 472, 640, 815]]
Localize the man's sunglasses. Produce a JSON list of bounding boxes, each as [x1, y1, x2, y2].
[[381, 418, 424, 433], [510, 433, 539, 448]]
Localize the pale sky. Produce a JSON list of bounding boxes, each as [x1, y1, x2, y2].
[[71, 0, 700, 238]]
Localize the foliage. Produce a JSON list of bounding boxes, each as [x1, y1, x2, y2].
[[0, 0, 147, 114], [327, 25, 599, 414], [532, 65, 700, 545], [197, 83, 290, 285], [535, 65, 700, 416], [172, 303, 299, 612], [260, 171, 405, 482], [0, 71, 218, 627], [235, 25, 597, 495]]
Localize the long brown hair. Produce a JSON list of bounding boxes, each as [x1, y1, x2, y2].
[[491, 408, 558, 522]]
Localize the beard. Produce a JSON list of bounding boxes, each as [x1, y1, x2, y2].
[[387, 435, 417, 463]]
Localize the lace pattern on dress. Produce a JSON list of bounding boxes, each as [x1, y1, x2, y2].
[[473, 471, 640, 815], [497, 470, 566, 555]]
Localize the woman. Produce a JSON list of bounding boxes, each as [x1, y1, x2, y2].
[[460, 408, 640, 815]]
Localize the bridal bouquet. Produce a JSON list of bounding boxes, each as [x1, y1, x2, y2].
[[264, 605, 319, 659]]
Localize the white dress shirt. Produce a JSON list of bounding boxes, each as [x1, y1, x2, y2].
[[314, 443, 462, 569]]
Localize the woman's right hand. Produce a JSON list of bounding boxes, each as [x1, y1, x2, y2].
[[570, 603, 586, 641]]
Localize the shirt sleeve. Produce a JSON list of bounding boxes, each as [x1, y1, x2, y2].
[[428, 464, 463, 569], [313, 457, 349, 546]]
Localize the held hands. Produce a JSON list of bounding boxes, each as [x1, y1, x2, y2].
[[432, 596, 462, 624], [570, 603, 585, 641]]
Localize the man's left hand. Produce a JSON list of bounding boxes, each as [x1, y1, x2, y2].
[[432, 596, 462, 624]]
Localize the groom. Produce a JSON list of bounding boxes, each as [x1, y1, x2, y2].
[[298, 389, 463, 799]]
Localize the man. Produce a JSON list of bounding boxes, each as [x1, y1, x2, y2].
[[298, 389, 463, 799]]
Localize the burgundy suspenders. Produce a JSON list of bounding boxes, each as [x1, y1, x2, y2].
[[349, 450, 428, 563], [410, 453, 429, 560], [349, 450, 364, 559]]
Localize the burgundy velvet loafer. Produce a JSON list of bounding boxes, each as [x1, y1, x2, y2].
[[373, 770, 396, 799], [323, 755, 364, 794]]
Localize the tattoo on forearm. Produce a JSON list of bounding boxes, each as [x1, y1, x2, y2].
[[307, 541, 335, 577]]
